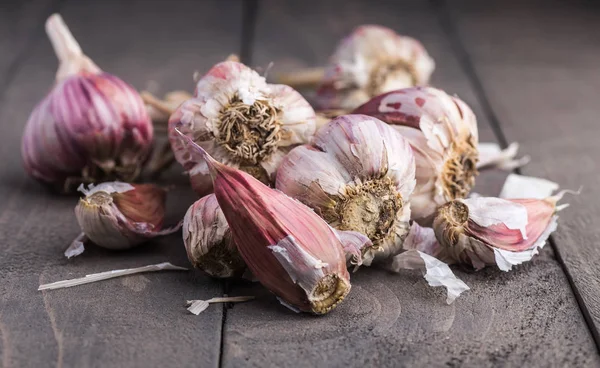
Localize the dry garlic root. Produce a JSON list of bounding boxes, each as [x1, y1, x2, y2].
[[175, 128, 372, 314], [169, 61, 317, 197], [22, 14, 153, 192]]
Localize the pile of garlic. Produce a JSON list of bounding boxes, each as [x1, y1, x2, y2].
[[31, 16, 573, 316]]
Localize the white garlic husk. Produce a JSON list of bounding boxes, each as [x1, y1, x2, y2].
[[354, 86, 479, 223], [183, 194, 246, 278], [276, 114, 416, 265], [169, 61, 316, 196], [317, 25, 435, 110]]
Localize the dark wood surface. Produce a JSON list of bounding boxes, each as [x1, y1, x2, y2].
[[0, 1, 243, 367], [451, 0, 600, 348], [0, 0, 599, 367]]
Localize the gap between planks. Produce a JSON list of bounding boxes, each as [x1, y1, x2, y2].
[[217, 1, 260, 367], [430, 0, 600, 354]]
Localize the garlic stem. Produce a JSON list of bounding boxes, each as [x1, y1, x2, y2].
[[273, 67, 325, 88], [46, 14, 82, 62], [45, 13, 100, 81], [38, 262, 188, 290]]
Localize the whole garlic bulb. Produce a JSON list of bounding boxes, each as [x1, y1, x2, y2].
[[183, 194, 246, 278], [21, 14, 153, 192], [317, 25, 435, 111], [276, 114, 416, 265], [354, 86, 479, 223], [169, 61, 316, 197]]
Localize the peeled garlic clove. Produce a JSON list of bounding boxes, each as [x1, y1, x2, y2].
[[74, 182, 180, 250], [183, 194, 246, 278], [276, 114, 416, 266], [354, 87, 480, 223], [432, 194, 569, 271], [21, 15, 153, 192], [316, 25, 435, 110], [168, 61, 316, 197], [175, 129, 363, 315]]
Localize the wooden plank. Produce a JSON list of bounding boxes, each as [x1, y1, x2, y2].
[[449, 0, 600, 348], [0, 1, 243, 366], [0, 0, 56, 89], [221, 1, 600, 366]]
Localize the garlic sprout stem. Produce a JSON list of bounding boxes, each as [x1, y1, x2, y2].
[[142, 91, 177, 116], [273, 67, 325, 88], [46, 14, 82, 62], [38, 262, 188, 291]]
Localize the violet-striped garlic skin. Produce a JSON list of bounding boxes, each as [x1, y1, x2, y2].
[[276, 114, 416, 265], [317, 25, 435, 110], [354, 87, 479, 223], [183, 194, 246, 278], [21, 14, 153, 192], [432, 195, 564, 271], [74, 182, 179, 250], [169, 61, 316, 197], [175, 129, 371, 314]]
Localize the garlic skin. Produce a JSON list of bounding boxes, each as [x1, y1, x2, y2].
[[354, 87, 479, 223], [276, 114, 416, 265], [21, 15, 153, 192], [75, 182, 179, 250], [317, 25, 435, 110], [169, 61, 316, 196], [432, 195, 565, 271], [175, 129, 371, 314], [183, 194, 246, 278]]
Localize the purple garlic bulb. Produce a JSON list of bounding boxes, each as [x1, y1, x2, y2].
[[21, 14, 153, 192]]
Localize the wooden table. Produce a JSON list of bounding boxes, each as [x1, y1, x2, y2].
[[1, 0, 599, 366]]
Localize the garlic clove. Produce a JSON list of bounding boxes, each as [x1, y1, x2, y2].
[[168, 61, 316, 196], [183, 194, 246, 278], [317, 25, 435, 110], [175, 128, 351, 314], [432, 194, 571, 271], [74, 182, 180, 250], [277, 115, 416, 266]]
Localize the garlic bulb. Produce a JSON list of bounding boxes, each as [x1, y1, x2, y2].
[[431, 195, 566, 271], [183, 194, 246, 278], [169, 61, 316, 196], [73, 182, 180, 250], [21, 14, 153, 192], [317, 25, 435, 110], [276, 114, 416, 265], [175, 129, 371, 314], [354, 87, 479, 223]]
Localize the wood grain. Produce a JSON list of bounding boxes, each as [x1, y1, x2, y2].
[[0, 1, 243, 366], [449, 0, 600, 348], [221, 1, 600, 366]]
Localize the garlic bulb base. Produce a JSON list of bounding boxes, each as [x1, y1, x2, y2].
[[309, 274, 350, 315], [441, 136, 479, 199]]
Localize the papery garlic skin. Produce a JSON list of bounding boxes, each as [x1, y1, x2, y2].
[[354, 87, 479, 222], [432, 196, 562, 271], [175, 129, 371, 314], [183, 194, 246, 278], [317, 25, 435, 110], [75, 182, 178, 250], [276, 114, 416, 265], [21, 14, 153, 191], [169, 61, 316, 196]]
